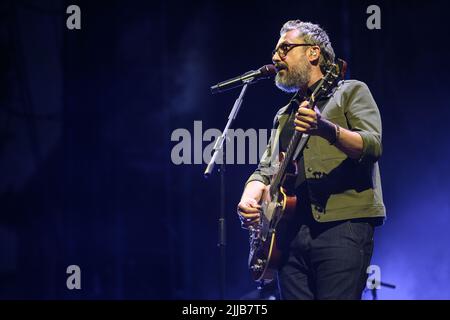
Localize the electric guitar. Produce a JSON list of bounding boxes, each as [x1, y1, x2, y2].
[[248, 60, 347, 284]]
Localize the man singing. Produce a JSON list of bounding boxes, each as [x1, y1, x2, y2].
[[237, 20, 385, 300]]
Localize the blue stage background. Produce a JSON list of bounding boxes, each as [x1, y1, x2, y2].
[[0, 0, 449, 299]]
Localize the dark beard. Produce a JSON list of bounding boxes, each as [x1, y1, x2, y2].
[[275, 61, 311, 93]]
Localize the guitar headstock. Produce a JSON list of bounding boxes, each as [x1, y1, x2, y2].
[[310, 58, 347, 104]]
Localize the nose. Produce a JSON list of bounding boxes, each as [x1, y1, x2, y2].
[[272, 51, 281, 64]]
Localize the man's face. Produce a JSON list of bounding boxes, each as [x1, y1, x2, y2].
[[272, 29, 311, 93]]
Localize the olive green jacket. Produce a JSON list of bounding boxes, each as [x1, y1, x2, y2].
[[246, 80, 386, 223]]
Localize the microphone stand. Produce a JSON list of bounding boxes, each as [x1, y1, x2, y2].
[[370, 281, 396, 300], [204, 83, 249, 299], [364, 280, 396, 300]]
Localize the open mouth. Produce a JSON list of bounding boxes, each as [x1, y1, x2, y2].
[[275, 64, 288, 72]]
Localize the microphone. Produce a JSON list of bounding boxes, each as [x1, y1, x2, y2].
[[210, 64, 277, 94]]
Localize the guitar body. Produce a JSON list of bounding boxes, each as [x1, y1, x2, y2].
[[248, 152, 298, 282]]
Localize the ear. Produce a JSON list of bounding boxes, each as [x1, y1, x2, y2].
[[307, 46, 321, 63]]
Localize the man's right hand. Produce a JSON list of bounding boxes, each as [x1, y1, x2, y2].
[[237, 197, 261, 229]]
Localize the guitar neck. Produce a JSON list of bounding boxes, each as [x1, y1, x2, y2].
[[269, 130, 303, 195], [269, 98, 313, 195]]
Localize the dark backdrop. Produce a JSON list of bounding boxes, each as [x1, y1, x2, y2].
[[0, 0, 449, 299]]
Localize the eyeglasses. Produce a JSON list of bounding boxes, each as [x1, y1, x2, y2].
[[272, 43, 313, 59]]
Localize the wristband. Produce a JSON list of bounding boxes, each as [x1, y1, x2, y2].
[[330, 124, 340, 145]]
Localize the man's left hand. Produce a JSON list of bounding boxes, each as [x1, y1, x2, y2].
[[294, 101, 325, 136]]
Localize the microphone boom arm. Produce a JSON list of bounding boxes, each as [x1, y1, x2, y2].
[[210, 65, 276, 94]]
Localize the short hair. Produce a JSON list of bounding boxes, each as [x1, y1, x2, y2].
[[280, 20, 335, 70]]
